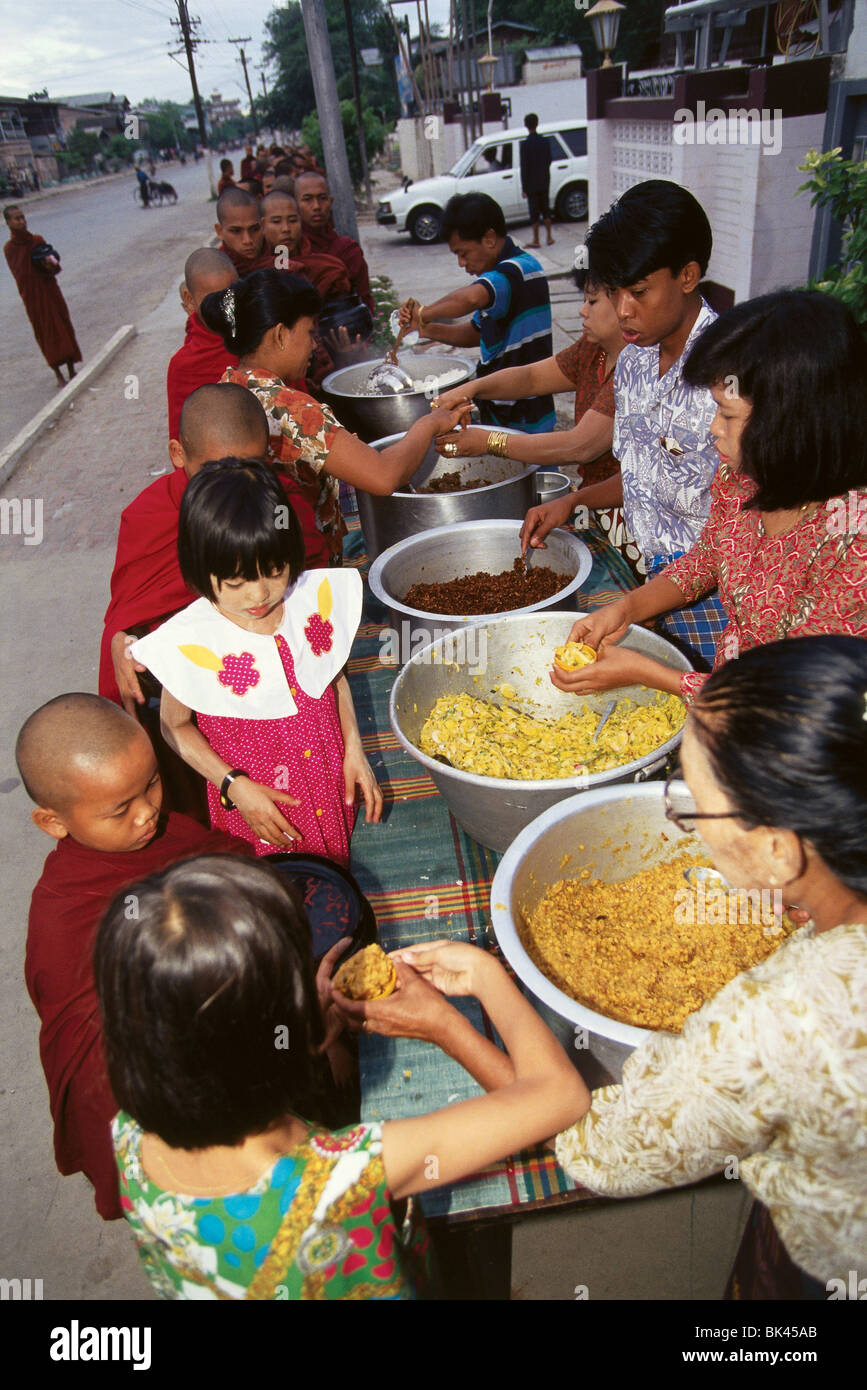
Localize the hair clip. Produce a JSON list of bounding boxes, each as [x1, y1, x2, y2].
[[221, 288, 236, 337]]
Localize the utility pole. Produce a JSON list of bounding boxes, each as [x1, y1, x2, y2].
[[229, 37, 259, 139], [170, 0, 215, 194], [300, 0, 359, 241], [343, 0, 372, 209]]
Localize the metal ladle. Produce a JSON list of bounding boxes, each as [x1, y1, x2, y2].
[[365, 308, 419, 394]]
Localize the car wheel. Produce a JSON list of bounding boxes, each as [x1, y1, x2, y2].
[[408, 206, 443, 244], [557, 183, 588, 222]]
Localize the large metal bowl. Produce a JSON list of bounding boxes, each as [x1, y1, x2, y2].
[[389, 610, 691, 853], [322, 353, 477, 442], [359, 428, 536, 560], [490, 784, 704, 1082], [369, 521, 593, 657]]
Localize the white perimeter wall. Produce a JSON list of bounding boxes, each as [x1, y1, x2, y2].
[[589, 110, 825, 301]]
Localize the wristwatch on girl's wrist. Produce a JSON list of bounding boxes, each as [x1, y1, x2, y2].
[[220, 768, 249, 810]]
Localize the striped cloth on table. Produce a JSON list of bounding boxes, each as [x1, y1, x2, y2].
[[343, 519, 640, 1218], [647, 552, 728, 672]]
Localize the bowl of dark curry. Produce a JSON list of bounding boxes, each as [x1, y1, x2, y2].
[[367, 520, 593, 656]]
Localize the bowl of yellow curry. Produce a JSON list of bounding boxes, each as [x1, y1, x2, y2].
[[490, 783, 796, 1082], [389, 611, 692, 853]]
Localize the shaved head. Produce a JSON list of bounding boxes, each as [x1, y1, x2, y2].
[[271, 176, 295, 195], [262, 189, 297, 213], [16, 694, 147, 811], [184, 247, 236, 297], [215, 187, 259, 226], [294, 171, 328, 193], [178, 383, 268, 462]]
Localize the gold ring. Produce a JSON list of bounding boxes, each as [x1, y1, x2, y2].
[[444, 442, 457, 457]]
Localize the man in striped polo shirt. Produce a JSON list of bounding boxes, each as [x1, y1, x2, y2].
[[399, 192, 555, 432]]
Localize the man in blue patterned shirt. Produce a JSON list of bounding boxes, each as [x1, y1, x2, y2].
[[586, 179, 727, 668], [399, 193, 555, 432]]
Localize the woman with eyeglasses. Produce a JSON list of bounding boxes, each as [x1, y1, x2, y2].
[[554, 635, 867, 1295], [549, 289, 867, 705]]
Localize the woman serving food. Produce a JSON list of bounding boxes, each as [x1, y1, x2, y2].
[[342, 635, 867, 1291], [200, 269, 464, 569], [549, 289, 867, 703]]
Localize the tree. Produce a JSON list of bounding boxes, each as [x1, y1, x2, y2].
[[301, 99, 386, 186], [485, 0, 667, 72], [262, 0, 399, 133], [798, 147, 867, 333], [138, 101, 194, 153]]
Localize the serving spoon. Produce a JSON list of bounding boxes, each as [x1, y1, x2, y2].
[[365, 309, 419, 393]]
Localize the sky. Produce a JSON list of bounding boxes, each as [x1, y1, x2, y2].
[[0, 0, 453, 108]]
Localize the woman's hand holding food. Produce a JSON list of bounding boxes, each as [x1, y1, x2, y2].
[[567, 599, 634, 653], [390, 939, 493, 998], [433, 426, 489, 459], [434, 382, 479, 413], [331, 957, 460, 1043], [427, 403, 473, 436], [519, 494, 577, 553], [550, 642, 654, 695]]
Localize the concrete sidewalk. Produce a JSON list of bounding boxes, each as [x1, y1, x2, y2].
[[0, 194, 746, 1302]]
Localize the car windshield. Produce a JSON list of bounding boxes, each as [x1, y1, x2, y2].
[[448, 141, 484, 178]]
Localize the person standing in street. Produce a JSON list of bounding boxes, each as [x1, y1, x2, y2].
[[520, 113, 554, 249], [3, 205, 81, 387]]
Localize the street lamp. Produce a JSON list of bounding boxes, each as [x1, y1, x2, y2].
[[581, 0, 625, 69], [477, 51, 498, 93]]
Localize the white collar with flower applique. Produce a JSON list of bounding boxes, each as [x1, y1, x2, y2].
[[130, 569, 361, 719]]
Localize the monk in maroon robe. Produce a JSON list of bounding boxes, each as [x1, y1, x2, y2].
[[3, 206, 81, 385], [214, 185, 279, 278], [17, 694, 253, 1219], [167, 248, 239, 440], [295, 171, 374, 313]]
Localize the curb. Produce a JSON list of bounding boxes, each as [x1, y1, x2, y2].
[[0, 324, 137, 489]]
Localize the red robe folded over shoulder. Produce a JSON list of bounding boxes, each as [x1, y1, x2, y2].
[[303, 224, 374, 313], [4, 230, 82, 369], [99, 469, 329, 705], [24, 814, 253, 1219], [166, 312, 238, 441]]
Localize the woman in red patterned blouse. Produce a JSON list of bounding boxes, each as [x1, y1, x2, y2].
[[433, 269, 623, 486], [200, 270, 465, 568], [550, 290, 867, 704]]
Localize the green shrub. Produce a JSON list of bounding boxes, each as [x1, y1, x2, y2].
[[798, 147, 867, 333]]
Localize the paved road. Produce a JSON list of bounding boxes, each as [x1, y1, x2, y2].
[[1, 159, 220, 443]]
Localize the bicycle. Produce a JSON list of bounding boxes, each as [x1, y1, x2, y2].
[[133, 180, 163, 208]]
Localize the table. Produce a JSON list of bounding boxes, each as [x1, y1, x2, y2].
[[343, 513, 640, 1221]]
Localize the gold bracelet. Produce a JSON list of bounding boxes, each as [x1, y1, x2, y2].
[[418, 304, 427, 328], [486, 430, 509, 458]]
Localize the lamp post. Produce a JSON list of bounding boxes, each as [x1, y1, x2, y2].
[[582, 0, 625, 69]]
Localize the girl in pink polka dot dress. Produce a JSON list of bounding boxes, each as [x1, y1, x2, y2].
[[132, 459, 381, 864]]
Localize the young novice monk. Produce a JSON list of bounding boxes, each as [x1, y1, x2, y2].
[[214, 187, 276, 277], [167, 248, 239, 441], [18, 694, 251, 1221]]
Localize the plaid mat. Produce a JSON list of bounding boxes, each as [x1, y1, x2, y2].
[[344, 514, 638, 1219]]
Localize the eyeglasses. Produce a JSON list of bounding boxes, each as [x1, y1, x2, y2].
[[663, 774, 746, 836]]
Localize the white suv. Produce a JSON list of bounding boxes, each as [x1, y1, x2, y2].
[[377, 120, 589, 244]]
